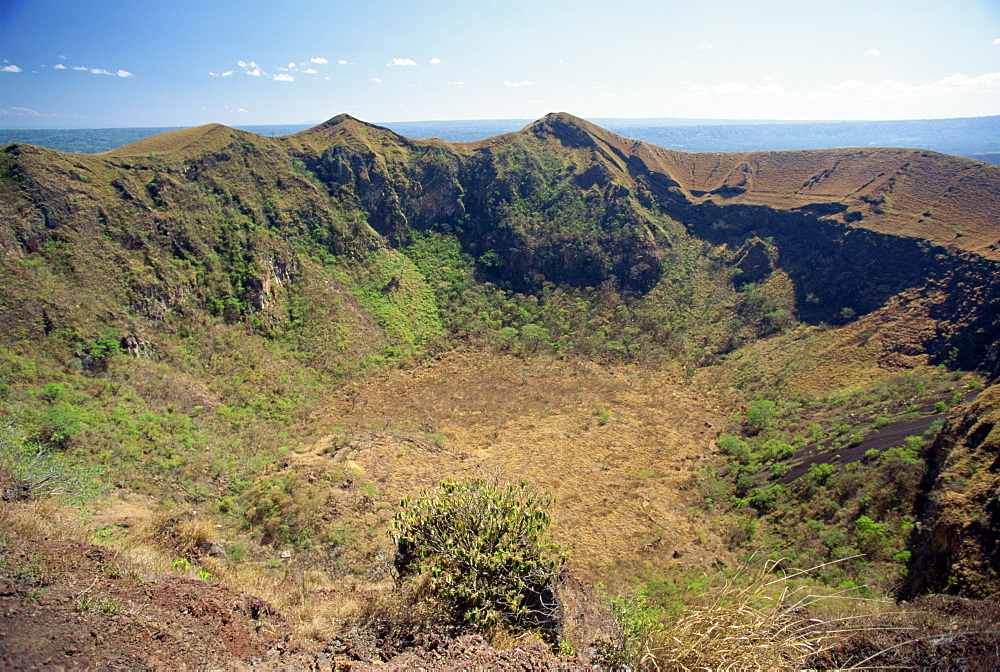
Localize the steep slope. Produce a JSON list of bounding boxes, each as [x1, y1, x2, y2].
[[633, 143, 1000, 258], [3, 110, 999, 403], [293, 112, 1000, 257], [2, 112, 1000, 633], [904, 384, 1000, 599], [272, 112, 1000, 373]]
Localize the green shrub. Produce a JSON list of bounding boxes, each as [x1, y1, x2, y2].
[[606, 589, 664, 668], [747, 485, 781, 513], [745, 400, 776, 433], [717, 434, 752, 464], [808, 462, 835, 486], [390, 477, 565, 631]]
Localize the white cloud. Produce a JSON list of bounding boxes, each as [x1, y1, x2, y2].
[[1, 106, 84, 119], [53, 63, 66, 70], [72, 66, 88, 71], [504, 80, 535, 87], [311, 57, 329, 64], [831, 79, 863, 90], [237, 108, 248, 113], [116, 69, 132, 78], [699, 43, 714, 50], [1, 64, 22, 73], [91, 68, 113, 75], [287, 62, 295, 69], [992, 38, 1000, 46], [921, 71, 1000, 91], [449, 81, 466, 85], [338, 59, 348, 65], [372, 77, 382, 83], [809, 71, 1000, 104], [58, 54, 67, 60], [429, 57, 442, 64], [303, 67, 317, 74], [221, 70, 233, 77], [865, 48, 881, 56], [389, 57, 417, 66], [238, 60, 264, 76], [273, 73, 294, 82], [707, 81, 785, 96]]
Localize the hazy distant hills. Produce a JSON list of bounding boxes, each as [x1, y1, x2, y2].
[[2, 115, 997, 162]]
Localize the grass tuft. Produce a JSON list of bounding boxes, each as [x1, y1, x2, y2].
[[636, 555, 883, 671]]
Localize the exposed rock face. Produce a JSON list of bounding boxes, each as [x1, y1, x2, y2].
[[731, 236, 777, 286], [904, 385, 1000, 599]]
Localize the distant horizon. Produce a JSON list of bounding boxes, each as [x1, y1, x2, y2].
[[4, 114, 997, 160], [3, 111, 999, 133]]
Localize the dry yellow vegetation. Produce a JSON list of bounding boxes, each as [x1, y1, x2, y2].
[[283, 352, 738, 584]]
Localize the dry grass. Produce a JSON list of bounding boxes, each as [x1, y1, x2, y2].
[[296, 352, 737, 585], [104, 520, 368, 642], [639, 556, 889, 671], [0, 497, 89, 542], [353, 574, 453, 632]]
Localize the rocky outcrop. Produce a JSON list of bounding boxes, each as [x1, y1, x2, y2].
[[904, 385, 1000, 599]]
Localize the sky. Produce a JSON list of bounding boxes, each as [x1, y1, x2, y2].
[[1, 0, 998, 128]]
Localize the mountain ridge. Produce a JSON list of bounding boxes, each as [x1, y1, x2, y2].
[[3, 109, 1000, 667], [4, 111, 998, 368], [249, 111, 999, 260]]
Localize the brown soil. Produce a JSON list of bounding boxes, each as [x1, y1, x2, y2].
[[8, 515, 1000, 670], [0, 507, 597, 669], [290, 352, 736, 583], [0, 530, 288, 669]]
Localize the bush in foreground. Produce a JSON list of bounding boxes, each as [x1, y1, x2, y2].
[[390, 476, 565, 632]]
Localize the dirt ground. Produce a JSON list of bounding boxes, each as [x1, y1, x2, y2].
[[291, 352, 737, 584], [0, 532, 289, 670], [0, 521, 601, 670], [6, 519, 1000, 670]]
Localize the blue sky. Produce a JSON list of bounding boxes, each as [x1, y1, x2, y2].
[[1, 0, 998, 128]]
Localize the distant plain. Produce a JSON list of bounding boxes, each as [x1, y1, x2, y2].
[[2, 115, 998, 162]]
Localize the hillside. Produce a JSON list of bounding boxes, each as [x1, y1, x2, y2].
[[2, 112, 1000, 668], [4, 115, 998, 159]]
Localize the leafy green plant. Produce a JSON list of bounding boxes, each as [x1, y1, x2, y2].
[[717, 434, 752, 464], [745, 400, 776, 433], [606, 589, 665, 668], [390, 476, 565, 631]]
